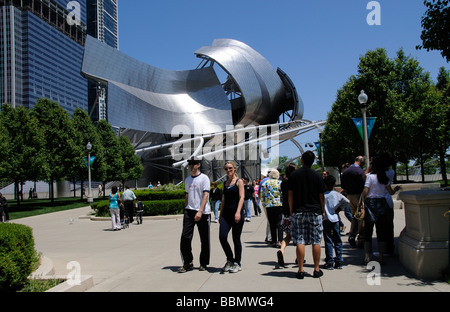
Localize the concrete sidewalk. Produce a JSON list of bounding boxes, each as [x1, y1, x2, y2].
[[14, 206, 450, 292]]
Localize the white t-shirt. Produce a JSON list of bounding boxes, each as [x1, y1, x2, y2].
[[324, 190, 350, 223], [364, 173, 386, 199], [185, 173, 211, 214]]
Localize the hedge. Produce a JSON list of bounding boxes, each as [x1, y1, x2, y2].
[[0, 223, 40, 292], [128, 189, 186, 201], [92, 199, 185, 217]]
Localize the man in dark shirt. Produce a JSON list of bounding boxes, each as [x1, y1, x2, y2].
[[341, 156, 366, 247], [243, 177, 255, 222], [288, 151, 326, 279]]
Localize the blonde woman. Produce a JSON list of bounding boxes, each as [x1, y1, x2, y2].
[[219, 161, 245, 273]]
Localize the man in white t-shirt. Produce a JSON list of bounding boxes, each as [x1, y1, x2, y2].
[[178, 158, 211, 273]]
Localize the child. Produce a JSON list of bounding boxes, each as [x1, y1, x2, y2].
[[135, 197, 144, 225], [323, 175, 349, 270]]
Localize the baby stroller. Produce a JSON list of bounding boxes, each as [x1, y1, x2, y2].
[[135, 200, 144, 225]]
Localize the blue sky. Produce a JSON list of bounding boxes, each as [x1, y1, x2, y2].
[[117, 0, 449, 161]]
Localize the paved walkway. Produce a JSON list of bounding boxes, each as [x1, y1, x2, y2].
[[14, 206, 450, 293]]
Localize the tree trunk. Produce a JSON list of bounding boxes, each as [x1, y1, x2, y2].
[[80, 181, 84, 201], [49, 180, 55, 206], [420, 157, 425, 183], [405, 161, 410, 181], [439, 148, 448, 186], [14, 182, 20, 208]]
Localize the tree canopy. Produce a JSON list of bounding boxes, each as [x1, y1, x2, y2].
[[417, 0, 450, 62], [322, 48, 449, 183], [0, 100, 143, 202]]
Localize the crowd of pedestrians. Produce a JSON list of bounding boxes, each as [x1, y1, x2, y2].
[[176, 151, 400, 280], [99, 151, 400, 279]]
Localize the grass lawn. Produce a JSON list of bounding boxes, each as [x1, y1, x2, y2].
[[7, 197, 101, 220]]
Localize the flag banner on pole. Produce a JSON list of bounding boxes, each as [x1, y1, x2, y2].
[[352, 118, 377, 141], [367, 117, 377, 139], [352, 118, 364, 141], [85, 156, 96, 168], [314, 142, 321, 155]]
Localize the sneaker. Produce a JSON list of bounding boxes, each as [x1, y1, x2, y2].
[[199, 265, 208, 272], [222, 261, 234, 272], [229, 262, 241, 273], [313, 269, 324, 278], [323, 262, 334, 270], [334, 262, 343, 270], [177, 262, 193, 273]]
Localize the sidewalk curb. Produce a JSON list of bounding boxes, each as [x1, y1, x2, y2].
[[30, 256, 94, 292]]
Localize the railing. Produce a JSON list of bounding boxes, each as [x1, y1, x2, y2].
[[397, 173, 449, 182]]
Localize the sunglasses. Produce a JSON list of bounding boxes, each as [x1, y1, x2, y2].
[[224, 167, 234, 171]]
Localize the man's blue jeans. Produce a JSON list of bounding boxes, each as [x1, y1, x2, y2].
[[244, 199, 252, 220], [211, 200, 220, 221]]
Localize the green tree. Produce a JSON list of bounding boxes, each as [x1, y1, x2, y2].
[[69, 108, 107, 198], [323, 48, 444, 181], [117, 135, 143, 186], [0, 104, 45, 205], [31, 99, 78, 203], [96, 120, 124, 194], [353, 48, 398, 158], [410, 86, 441, 182], [435, 67, 450, 185], [390, 50, 438, 182], [0, 117, 10, 179], [417, 0, 450, 62], [323, 76, 364, 169]]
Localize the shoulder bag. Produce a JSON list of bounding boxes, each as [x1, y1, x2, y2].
[[354, 193, 365, 220]]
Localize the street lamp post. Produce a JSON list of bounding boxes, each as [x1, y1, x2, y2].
[[86, 142, 93, 204], [316, 127, 325, 172], [358, 90, 370, 169]]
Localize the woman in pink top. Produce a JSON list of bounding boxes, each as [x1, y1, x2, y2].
[[252, 180, 261, 216]]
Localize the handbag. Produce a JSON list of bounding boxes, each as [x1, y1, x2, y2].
[[354, 193, 365, 220]]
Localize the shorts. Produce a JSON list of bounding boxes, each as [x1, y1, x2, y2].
[[290, 212, 323, 245]]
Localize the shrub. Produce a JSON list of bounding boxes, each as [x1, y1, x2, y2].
[[143, 199, 185, 216], [92, 199, 185, 217], [91, 200, 110, 217], [0, 223, 40, 292], [133, 189, 186, 201], [155, 183, 185, 192]]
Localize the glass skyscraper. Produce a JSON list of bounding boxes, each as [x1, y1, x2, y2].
[[86, 0, 119, 121], [87, 0, 118, 49], [0, 0, 89, 114]]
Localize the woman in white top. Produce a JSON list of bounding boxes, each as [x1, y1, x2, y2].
[[362, 156, 390, 265]]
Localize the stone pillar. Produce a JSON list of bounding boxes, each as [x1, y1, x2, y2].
[[398, 188, 450, 280]]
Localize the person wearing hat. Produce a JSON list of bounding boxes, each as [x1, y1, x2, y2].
[[178, 158, 211, 273]]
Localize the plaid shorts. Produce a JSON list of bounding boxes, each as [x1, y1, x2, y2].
[[291, 212, 323, 245]]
